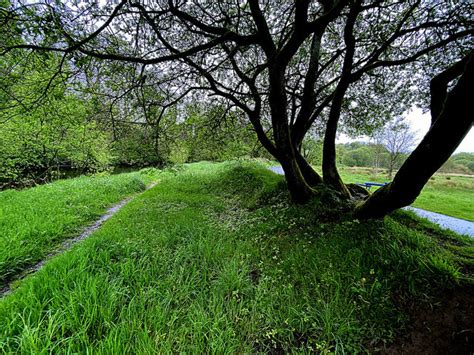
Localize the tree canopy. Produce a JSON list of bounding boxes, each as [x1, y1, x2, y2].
[[1, 0, 473, 217]]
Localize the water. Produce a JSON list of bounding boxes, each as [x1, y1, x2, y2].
[[268, 166, 284, 175], [403, 207, 474, 237], [268, 166, 474, 237]]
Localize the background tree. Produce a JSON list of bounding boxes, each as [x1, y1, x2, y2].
[[0, 54, 111, 188], [300, 137, 323, 167], [369, 134, 387, 176], [449, 153, 474, 174], [355, 56, 473, 218], [378, 117, 416, 179], [341, 145, 372, 168]]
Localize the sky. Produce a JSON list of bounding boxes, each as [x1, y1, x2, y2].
[[337, 108, 474, 154]]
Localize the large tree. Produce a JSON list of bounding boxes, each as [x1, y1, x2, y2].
[[1, 0, 472, 217]]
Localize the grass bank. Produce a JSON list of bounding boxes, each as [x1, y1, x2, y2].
[[0, 161, 472, 352], [0, 169, 160, 286], [410, 175, 474, 221]]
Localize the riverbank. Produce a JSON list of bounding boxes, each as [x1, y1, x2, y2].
[[0, 165, 159, 191]]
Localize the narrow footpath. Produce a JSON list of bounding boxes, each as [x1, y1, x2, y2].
[[0, 182, 157, 298]]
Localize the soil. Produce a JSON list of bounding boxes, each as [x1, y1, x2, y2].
[[379, 285, 474, 354]]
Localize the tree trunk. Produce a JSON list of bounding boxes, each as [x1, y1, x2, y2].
[[295, 149, 323, 187], [387, 155, 395, 180], [355, 55, 473, 219], [322, 107, 351, 198], [268, 64, 316, 203], [321, 82, 351, 197], [279, 153, 315, 203], [321, 2, 361, 199]]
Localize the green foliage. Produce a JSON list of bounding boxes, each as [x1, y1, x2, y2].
[[0, 55, 111, 187], [0, 161, 471, 352], [0, 53, 269, 188], [168, 141, 191, 164], [181, 105, 266, 163], [301, 137, 323, 166], [341, 146, 373, 167], [440, 153, 474, 174], [337, 142, 473, 177], [105, 104, 268, 168], [110, 123, 166, 167], [468, 162, 474, 172], [337, 141, 410, 174]]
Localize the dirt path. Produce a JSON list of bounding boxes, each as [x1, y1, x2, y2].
[[0, 182, 157, 298]]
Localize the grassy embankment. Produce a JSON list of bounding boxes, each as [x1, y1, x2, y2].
[[338, 167, 474, 221], [0, 169, 160, 286], [0, 161, 472, 352]]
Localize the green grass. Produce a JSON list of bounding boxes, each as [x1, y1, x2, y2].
[[339, 166, 474, 221], [410, 176, 474, 221], [0, 169, 160, 285], [0, 161, 472, 352]]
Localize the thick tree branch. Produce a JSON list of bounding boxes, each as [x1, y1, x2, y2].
[[430, 55, 471, 125], [355, 53, 474, 218], [167, 1, 258, 46], [248, 0, 277, 57], [322, 0, 362, 194]]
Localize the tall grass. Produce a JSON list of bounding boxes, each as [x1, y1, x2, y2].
[[0, 161, 471, 352], [0, 169, 159, 285]]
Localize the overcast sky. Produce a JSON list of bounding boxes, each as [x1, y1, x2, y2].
[[337, 108, 474, 154], [406, 108, 473, 153]]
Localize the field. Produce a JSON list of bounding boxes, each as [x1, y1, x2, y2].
[[0, 161, 472, 353], [339, 167, 474, 221]]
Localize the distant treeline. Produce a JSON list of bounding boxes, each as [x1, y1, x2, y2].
[[330, 141, 473, 175]]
